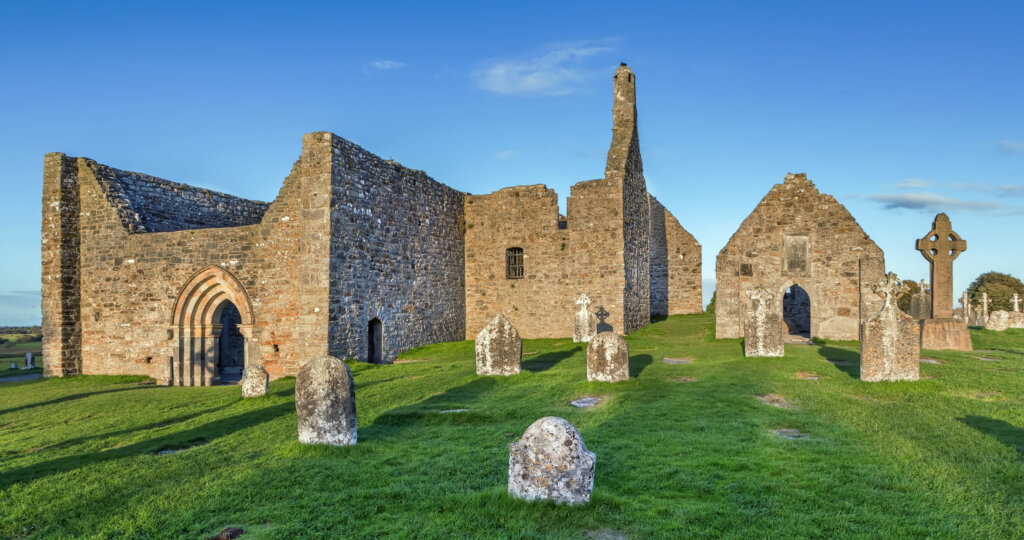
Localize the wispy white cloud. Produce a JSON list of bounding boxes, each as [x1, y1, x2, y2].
[[867, 192, 1016, 214], [368, 60, 406, 71], [893, 178, 932, 189], [493, 150, 518, 160], [473, 39, 617, 96], [997, 140, 1024, 155], [948, 181, 1024, 197]]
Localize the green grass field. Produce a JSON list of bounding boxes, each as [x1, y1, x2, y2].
[[1, 314, 1022, 538]]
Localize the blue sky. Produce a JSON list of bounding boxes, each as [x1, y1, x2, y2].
[[1, 1, 1022, 325]]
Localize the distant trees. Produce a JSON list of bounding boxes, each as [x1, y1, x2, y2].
[[897, 279, 922, 313], [706, 291, 716, 314], [966, 272, 1024, 312]]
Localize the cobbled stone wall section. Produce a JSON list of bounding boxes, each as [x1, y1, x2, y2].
[[715, 173, 885, 340], [327, 135, 466, 363], [650, 196, 702, 316]]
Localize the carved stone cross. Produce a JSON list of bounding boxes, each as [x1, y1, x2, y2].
[[961, 292, 971, 320], [916, 213, 966, 319], [873, 272, 908, 312], [981, 292, 990, 318], [1014, 293, 1020, 313]]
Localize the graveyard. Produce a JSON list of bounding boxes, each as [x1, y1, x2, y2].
[[2, 313, 1023, 537]]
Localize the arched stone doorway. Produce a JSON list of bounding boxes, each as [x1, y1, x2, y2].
[[170, 267, 255, 386], [783, 284, 811, 337]]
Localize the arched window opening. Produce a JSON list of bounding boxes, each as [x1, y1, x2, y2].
[[506, 247, 524, 279]]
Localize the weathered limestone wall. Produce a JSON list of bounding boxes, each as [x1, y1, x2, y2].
[[464, 185, 572, 338], [41, 154, 82, 377], [41, 135, 335, 380], [716, 173, 885, 340], [607, 64, 651, 335], [649, 196, 702, 316], [327, 135, 466, 363]]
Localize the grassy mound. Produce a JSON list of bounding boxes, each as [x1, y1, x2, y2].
[[1, 314, 1022, 538]]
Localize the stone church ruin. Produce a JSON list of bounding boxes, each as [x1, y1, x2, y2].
[[41, 65, 702, 384], [716, 173, 885, 341]]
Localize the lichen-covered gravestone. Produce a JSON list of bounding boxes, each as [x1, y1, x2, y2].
[[986, 311, 1024, 331], [861, 273, 920, 382], [476, 313, 521, 376], [240, 364, 269, 398], [586, 332, 629, 382], [573, 293, 597, 343], [295, 356, 356, 446], [744, 286, 784, 357], [508, 417, 595, 505]]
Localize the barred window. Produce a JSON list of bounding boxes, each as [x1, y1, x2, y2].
[[505, 247, 524, 279]]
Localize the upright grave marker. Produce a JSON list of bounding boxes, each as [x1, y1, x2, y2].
[[861, 273, 920, 382], [916, 213, 972, 350], [744, 286, 784, 357]]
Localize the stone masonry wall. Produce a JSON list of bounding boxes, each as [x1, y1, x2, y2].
[[650, 196, 702, 316], [42, 135, 334, 380], [715, 173, 885, 340], [327, 135, 466, 363], [41, 154, 81, 377], [465, 185, 572, 339]]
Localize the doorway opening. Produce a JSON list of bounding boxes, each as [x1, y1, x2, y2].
[[783, 285, 811, 338], [367, 318, 383, 363]]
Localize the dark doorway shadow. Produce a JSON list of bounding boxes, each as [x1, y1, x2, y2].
[[522, 349, 577, 373], [814, 345, 860, 379], [629, 354, 653, 378], [960, 415, 1024, 458]]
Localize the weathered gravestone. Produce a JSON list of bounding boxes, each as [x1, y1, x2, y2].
[[508, 416, 595, 505], [1013, 293, 1020, 313], [586, 332, 629, 382], [744, 286, 784, 357], [573, 293, 597, 343], [908, 280, 931, 320], [986, 311, 1024, 331], [240, 364, 269, 398], [861, 273, 920, 382], [960, 292, 972, 323], [24, 352, 35, 369], [476, 313, 521, 376], [295, 356, 356, 446], [916, 213, 972, 350]]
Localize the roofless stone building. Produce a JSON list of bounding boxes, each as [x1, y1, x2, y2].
[[41, 65, 702, 384], [716, 173, 885, 341]]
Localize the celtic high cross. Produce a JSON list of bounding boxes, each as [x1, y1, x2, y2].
[[916, 213, 966, 319]]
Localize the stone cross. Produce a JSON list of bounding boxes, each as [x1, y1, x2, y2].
[[961, 292, 972, 321], [874, 272, 908, 308], [981, 292, 990, 320], [1013, 293, 1020, 313], [916, 213, 966, 319], [919, 279, 928, 293]]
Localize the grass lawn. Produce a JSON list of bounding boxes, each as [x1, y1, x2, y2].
[[1, 314, 1023, 538], [0, 337, 42, 361], [0, 366, 42, 378]]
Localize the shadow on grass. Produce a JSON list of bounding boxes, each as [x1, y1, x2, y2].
[[0, 402, 293, 490], [814, 346, 860, 379], [522, 348, 578, 373], [960, 415, 1024, 458], [363, 377, 498, 438], [630, 354, 653, 378], [0, 386, 150, 416]]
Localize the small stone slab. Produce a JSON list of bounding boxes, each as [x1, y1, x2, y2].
[[570, 397, 603, 408], [771, 428, 810, 439], [795, 372, 820, 380], [476, 313, 522, 376], [662, 357, 691, 364], [439, 409, 469, 414], [920, 358, 943, 364], [757, 393, 796, 409], [509, 417, 595, 505], [586, 332, 629, 383], [240, 365, 269, 398], [974, 356, 1000, 362], [672, 377, 698, 383], [296, 356, 357, 446]]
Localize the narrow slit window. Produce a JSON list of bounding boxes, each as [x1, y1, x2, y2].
[[506, 247, 524, 279]]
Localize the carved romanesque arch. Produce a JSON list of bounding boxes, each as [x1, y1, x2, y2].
[[169, 266, 255, 386]]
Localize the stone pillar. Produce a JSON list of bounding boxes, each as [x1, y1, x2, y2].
[[981, 292, 990, 323], [237, 324, 260, 369], [1013, 293, 1020, 313]]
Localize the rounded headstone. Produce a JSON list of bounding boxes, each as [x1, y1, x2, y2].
[[508, 417, 595, 505], [586, 332, 629, 382], [240, 365, 269, 398], [475, 313, 522, 376], [295, 356, 357, 446], [985, 310, 1012, 332]]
